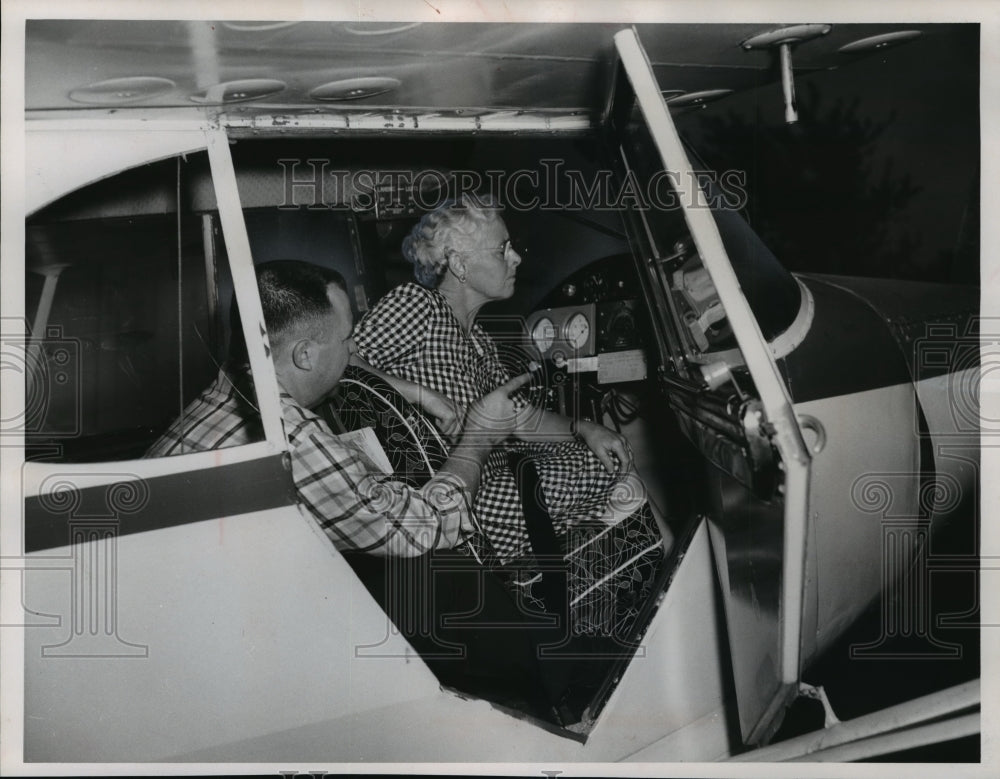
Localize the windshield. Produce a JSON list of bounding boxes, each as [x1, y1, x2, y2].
[[609, 74, 802, 353]]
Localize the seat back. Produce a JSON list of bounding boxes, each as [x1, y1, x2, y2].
[[320, 365, 449, 486]]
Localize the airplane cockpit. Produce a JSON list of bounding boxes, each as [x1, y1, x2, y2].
[[10, 14, 982, 766], [24, 132, 711, 729]]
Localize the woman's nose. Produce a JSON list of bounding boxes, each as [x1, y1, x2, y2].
[[508, 246, 522, 268]]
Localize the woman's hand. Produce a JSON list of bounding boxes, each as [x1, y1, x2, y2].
[[416, 387, 465, 443], [576, 419, 634, 474]]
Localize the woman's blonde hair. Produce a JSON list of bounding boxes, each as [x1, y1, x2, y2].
[[402, 193, 501, 288]]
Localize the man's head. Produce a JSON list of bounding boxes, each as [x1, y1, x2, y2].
[[252, 260, 355, 407]]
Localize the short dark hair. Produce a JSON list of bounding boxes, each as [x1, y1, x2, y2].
[[257, 260, 347, 337], [229, 260, 347, 362]]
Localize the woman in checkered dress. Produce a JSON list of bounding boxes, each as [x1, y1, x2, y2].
[[354, 196, 664, 579]]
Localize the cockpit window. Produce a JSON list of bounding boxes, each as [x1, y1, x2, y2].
[[25, 154, 259, 462], [610, 87, 802, 356]]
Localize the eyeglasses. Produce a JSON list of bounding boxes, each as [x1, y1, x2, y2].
[[464, 239, 518, 257]]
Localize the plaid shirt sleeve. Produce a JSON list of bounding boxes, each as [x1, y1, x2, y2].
[[282, 399, 472, 557], [353, 283, 431, 371], [144, 368, 261, 457]]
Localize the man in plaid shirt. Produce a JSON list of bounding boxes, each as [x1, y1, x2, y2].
[[148, 260, 587, 725], [147, 261, 530, 556]]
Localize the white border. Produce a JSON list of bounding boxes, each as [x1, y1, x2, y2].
[[3, 2, 997, 777]]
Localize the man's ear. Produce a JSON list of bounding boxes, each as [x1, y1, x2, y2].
[[290, 338, 314, 371]]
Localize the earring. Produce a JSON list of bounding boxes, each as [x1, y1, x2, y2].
[[460, 274, 467, 284]]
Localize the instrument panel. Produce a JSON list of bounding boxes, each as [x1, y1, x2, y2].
[[523, 254, 651, 386], [564, 312, 591, 351], [525, 303, 597, 362], [530, 316, 557, 354]]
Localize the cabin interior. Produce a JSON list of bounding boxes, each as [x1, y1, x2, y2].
[[25, 131, 751, 731], [13, 18, 983, 759]]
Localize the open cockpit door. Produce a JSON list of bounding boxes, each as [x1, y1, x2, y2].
[[608, 28, 814, 745]]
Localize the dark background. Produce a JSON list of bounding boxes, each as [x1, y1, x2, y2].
[[675, 25, 980, 286], [674, 26, 982, 760]]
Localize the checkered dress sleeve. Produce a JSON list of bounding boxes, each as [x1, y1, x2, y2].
[[354, 283, 433, 372], [477, 329, 511, 386], [282, 399, 472, 557], [472, 325, 531, 412]]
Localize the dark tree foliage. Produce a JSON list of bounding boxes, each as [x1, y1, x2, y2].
[[691, 81, 926, 281]]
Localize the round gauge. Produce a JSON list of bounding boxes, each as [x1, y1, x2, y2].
[[531, 317, 556, 354], [563, 312, 590, 351]]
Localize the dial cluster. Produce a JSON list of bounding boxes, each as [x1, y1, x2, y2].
[[525, 304, 596, 360]]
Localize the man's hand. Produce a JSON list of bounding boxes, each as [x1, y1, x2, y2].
[[462, 372, 534, 446], [577, 419, 634, 474], [415, 387, 465, 442], [438, 372, 534, 503]]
